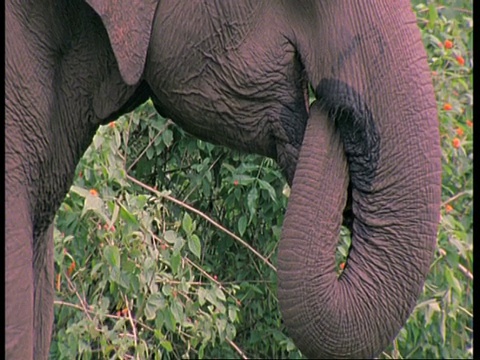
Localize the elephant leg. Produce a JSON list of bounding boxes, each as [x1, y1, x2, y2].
[[5, 195, 34, 360], [33, 224, 55, 360]]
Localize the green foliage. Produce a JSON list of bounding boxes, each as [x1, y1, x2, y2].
[[52, 1, 472, 359]]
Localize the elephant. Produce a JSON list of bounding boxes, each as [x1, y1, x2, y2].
[[5, 0, 442, 359]]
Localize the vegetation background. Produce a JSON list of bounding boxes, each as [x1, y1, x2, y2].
[[51, 1, 473, 358]]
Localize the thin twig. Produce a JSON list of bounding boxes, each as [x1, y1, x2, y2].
[[441, 190, 472, 207], [64, 273, 93, 321], [124, 295, 138, 358], [226, 337, 248, 359], [53, 300, 157, 333], [438, 248, 473, 280], [127, 119, 174, 172], [147, 229, 243, 305], [127, 174, 277, 272]]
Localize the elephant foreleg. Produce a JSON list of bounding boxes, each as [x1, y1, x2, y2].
[[33, 224, 55, 360], [5, 195, 35, 360]]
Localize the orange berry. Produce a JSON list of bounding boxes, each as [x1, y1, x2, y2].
[[339, 262, 345, 270], [466, 120, 473, 127], [443, 103, 453, 111], [89, 189, 98, 196], [108, 122, 115, 128], [445, 204, 453, 213], [456, 55, 465, 66], [452, 138, 461, 149], [456, 128, 464, 137], [444, 40, 453, 49]]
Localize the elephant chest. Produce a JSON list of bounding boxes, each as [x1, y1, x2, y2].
[[144, 0, 308, 159]]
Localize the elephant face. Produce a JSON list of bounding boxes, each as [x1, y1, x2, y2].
[[5, 0, 441, 359]]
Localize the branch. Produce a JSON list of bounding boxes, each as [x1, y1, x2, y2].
[[126, 174, 277, 272], [441, 190, 472, 207], [127, 119, 174, 173], [438, 248, 473, 280], [226, 337, 248, 360]]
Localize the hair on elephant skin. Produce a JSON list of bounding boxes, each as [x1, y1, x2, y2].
[[6, 0, 441, 359]]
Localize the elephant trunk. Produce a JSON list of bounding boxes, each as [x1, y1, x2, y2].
[[278, 2, 441, 358]]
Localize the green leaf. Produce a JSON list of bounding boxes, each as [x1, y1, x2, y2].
[[164, 230, 177, 244], [170, 301, 184, 323], [247, 187, 258, 220], [145, 293, 166, 320], [162, 129, 173, 147], [170, 252, 181, 275], [238, 215, 247, 236], [70, 185, 91, 198], [445, 267, 462, 296], [228, 306, 238, 323], [182, 212, 193, 235], [188, 234, 202, 259], [160, 340, 173, 352], [258, 179, 277, 202], [197, 287, 206, 306], [81, 194, 105, 219], [146, 146, 154, 160], [428, 4, 438, 30], [93, 133, 103, 149], [214, 286, 226, 302], [118, 203, 138, 226], [103, 245, 120, 269]]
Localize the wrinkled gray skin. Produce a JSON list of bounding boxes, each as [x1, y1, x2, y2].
[[6, 0, 441, 359]]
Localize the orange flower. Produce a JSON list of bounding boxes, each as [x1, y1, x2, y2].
[[89, 189, 98, 196], [452, 138, 461, 149], [445, 204, 453, 213], [443, 103, 453, 111], [466, 120, 473, 127], [444, 40, 453, 49], [456, 128, 464, 137], [456, 55, 465, 66], [67, 261, 76, 277]]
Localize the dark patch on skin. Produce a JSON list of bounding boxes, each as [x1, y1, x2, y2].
[[316, 78, 380, 193], [277, 98, 308, 185], [332, 34, 362, 75], [332, 25, 386, 76]]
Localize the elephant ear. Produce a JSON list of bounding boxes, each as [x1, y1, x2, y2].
[[86, 0, 159, 85]]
